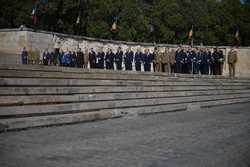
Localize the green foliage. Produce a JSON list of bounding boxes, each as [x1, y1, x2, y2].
[[0, 0, 249, 46]]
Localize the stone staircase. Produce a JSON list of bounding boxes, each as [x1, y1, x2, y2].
[[0, 65, 250, 132]]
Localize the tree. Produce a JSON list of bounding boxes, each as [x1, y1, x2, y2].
[[0, 0, 249, 46]]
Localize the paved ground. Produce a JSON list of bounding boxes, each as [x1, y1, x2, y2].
[[0, 103, 250, 167]]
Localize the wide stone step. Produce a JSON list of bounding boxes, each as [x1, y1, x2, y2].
[[1, 89, 250, 106], [0, 85, 249, 95], [0, 93, 249, 118], [1, 77, 249, 87], [1, 65, 250, 82], [2, 69, 250, 84], [1, 97, 250, 131]]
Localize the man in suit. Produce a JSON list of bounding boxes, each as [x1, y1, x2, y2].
[[115, 47, 123, 70], [213, 47, 224, 75], [143, 49, 153, 72], [96, 48, 105, 69], [199, 48, 210, 75], [105, 48, 115, 70], [124, 47, 134, 71], [175, 46, 183, 73], [134, 48, 143, 72], [152, 47, 157, 72], [89, 48, 96, 69], [76, 48, 84, 68], [21, 47, 28, 64]]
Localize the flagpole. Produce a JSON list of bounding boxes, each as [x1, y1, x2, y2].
[[191, 25, 194, 47]]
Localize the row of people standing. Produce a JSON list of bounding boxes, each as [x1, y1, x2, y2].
[[21, 46, 227, 76], [88, 47, 154, 72], [21, 47, 85, 68], [171, 47, 225, 75]]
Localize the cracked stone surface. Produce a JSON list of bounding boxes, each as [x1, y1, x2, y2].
[[1, 103, 250, 167]]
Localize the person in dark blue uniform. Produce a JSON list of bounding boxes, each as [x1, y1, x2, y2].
[[105, 48, 115, 70], [212, 47, 224, 75], [124, 47, 134, 71], [199, 48, 210, 75], [143, 49, 153, 72], [96, 49, 105, 69], [70, 51, 77, 67], [186, 47, 193, 74], [219, 49, 225, 75], [115, 47, 123, 70], [207, 49, 214, 75], [89, 48, 96, 69], [192, 48, 199, 74], [64, 50, 72, 67], [175, 47, 183, 73], [134, 48, 143, 71], [152, 47, 157, 72], [58, 49, 64, 66], [181, 48, 188, 74]]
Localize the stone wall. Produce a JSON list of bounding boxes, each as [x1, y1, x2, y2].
[[0, 28, 249, 77]]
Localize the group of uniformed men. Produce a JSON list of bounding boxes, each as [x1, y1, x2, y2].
[[21, 45, 238, 77]]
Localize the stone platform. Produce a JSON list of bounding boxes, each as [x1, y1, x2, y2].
[[0, 65, 250, 132]]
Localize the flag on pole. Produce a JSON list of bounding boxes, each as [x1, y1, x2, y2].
[[188, 26, 193, 40], [31, 4, 38, 24], [150, 24, 154, 33], [111, 21, 117, 32], [76, 15, 80, 24], [235, 27, 240, 41]]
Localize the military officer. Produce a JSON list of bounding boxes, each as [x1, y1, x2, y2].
[[208, 48, 214, 75], [181, 48, 188, 74], [169, 48, 176, 73], [192, 48, 199, 74], [155, 47, 162, 72], [162, 47, 170, 73], [186, 47, 193, 74], [199, 48, 210, 75], [228, 46, 238, 78], [219, 49, 225, 75], [213, 47, 224, 75]]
